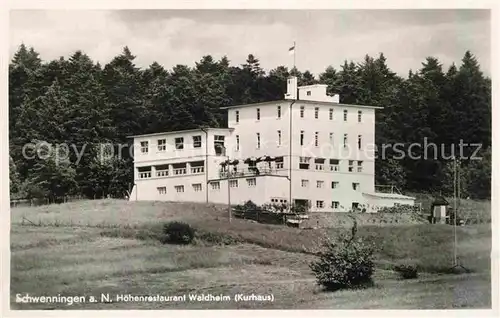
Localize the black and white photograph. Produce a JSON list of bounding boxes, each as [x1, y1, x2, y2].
[[3, 1, 497, 313]]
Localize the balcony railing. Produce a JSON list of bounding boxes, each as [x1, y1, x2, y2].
[[156, 170, 169, 177], [219, 167, 283, 179], [139, 172, 151, 179], [191, 166, 204, 174], [173, 168, 187, 175]]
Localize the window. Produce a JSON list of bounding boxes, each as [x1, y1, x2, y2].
[[157, 139, 166, 152], [315, 158, 325, 170], [343, 109, 348, 122], [300, 106, 305, 118], [330, 159, 339, 171], [211, 181, 220, 190], [229, 180, 238, 188], [358, 135, 362, 150], [175, 185, 185, 193], [277, 130, 282, 146], [307, 90, 311, 96], [193, 135, 202, 148], [314, 132, 319, 147], [352, 183, 360, 191], [276, 156, 284, 169], [277, 105, 281, 118], [316, 200, 324, 209], [358, 110, 362, 123], [246, 178, 256, 187], [331, 181, 339, 189], [175, 137, 184, 150], [352, 202, 360, 210], [301, 179, 309, 188], [236, 135, 240, 151], [214, 135, 225, 155], [314, 107, 319, 119], [329, 133, 334, 145], [317, 180, 324, 188], [256, 108, 260, 120], [299, 157, 311, 170], [256, 133, 260, 149], [236, 110, 240, 123], [357, 161, 363, 173], [300, 130, 304, 146], [332, 201, 339, 209], [329, 108, 333, 120], [156, 164, 169, 177], [348, 160, 354, 172], [140, 141, 149, 154], [192, 183, 202, 192], [157, 186, 166, 195], [343, 134, 348, 148]]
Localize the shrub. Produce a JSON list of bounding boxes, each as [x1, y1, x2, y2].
[[394, 264, 418, 279], [309, 217, 375, 291], [161, 221, 195, 245]]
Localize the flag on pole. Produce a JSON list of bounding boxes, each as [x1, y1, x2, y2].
[[288, 44, 295, 55]]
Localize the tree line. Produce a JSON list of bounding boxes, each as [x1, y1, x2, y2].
[[9, 44, 491, 201]]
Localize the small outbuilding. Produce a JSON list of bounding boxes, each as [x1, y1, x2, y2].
[[430, 196, 449, 224]]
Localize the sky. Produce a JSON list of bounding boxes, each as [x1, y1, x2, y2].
[[9, 9, 491, 77]]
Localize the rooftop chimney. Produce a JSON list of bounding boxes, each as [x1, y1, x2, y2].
[[284, 76, 298, 100]]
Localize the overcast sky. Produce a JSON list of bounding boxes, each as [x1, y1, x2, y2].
[[9, 9, 491, 77]]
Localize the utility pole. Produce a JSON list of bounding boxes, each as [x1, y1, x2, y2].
[[223, 146, 231, 223]]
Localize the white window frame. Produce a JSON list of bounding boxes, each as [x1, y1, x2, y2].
[[256, 108, 260, 121], [343, 109, 348, 122], [175, 137, 184, 150], [211, 181, 221, 190], [316, 200, 324, 209], [157, 139, 166, 152], [192, 183, 202, 192], [256, 133, 261, 149], [235, 110, 240, 123], [314, 107, 319, 119], [140, 141, 149, 154], [193, 135, 202, 148], [301, 179, 309, 188], [174, 185, 185, 193], [329, 108, 333, 120], [229, 179, 238, 188], [246, 178, 256, 187], [300, 106, 305, 118], [277, 130, 282, 146], [157, 186, 167, 195], [331, 181, 339, 189], [277, 105, 281, 119], [316, 180, 324, 188]]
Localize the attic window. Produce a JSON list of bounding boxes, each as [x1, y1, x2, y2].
[[306, 91, 311, 96]]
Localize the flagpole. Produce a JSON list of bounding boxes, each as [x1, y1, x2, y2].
[[293, 41, 296, 70]]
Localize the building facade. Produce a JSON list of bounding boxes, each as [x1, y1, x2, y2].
[[129, 77, 415, 212]]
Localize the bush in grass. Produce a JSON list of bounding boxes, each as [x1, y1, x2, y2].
[[394, 264, 419, 279], [161, 221, 195, 245], [309, 217, 375, 291]]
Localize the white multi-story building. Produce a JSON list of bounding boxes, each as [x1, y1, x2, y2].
[[129, 77, 415, 212]]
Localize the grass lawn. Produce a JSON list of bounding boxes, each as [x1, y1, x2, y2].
[[10, 199, 492, 309]]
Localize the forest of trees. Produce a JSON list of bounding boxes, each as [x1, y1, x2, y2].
[[8, 44, 491, 202]]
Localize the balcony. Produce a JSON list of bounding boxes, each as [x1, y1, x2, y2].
[[191, 166, 205, 174], [156, 170, 169, 177], [173, 168, 187, 175], [219, 166, 283, 179]]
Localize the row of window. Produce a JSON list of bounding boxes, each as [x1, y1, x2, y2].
[[156, 183, 203, 194], [301, 179, 361, 191], [236, 132, 364, 150], [137, 162, 205, 179], [156, 178, 258, 194], [299, 158, 364, 173], [140, 135, 225, 154], [317, 201, 341, 209], [235, 107, 363, 123]]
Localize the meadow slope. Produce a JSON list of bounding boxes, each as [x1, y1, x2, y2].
[[10, 199, 492, 309]]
